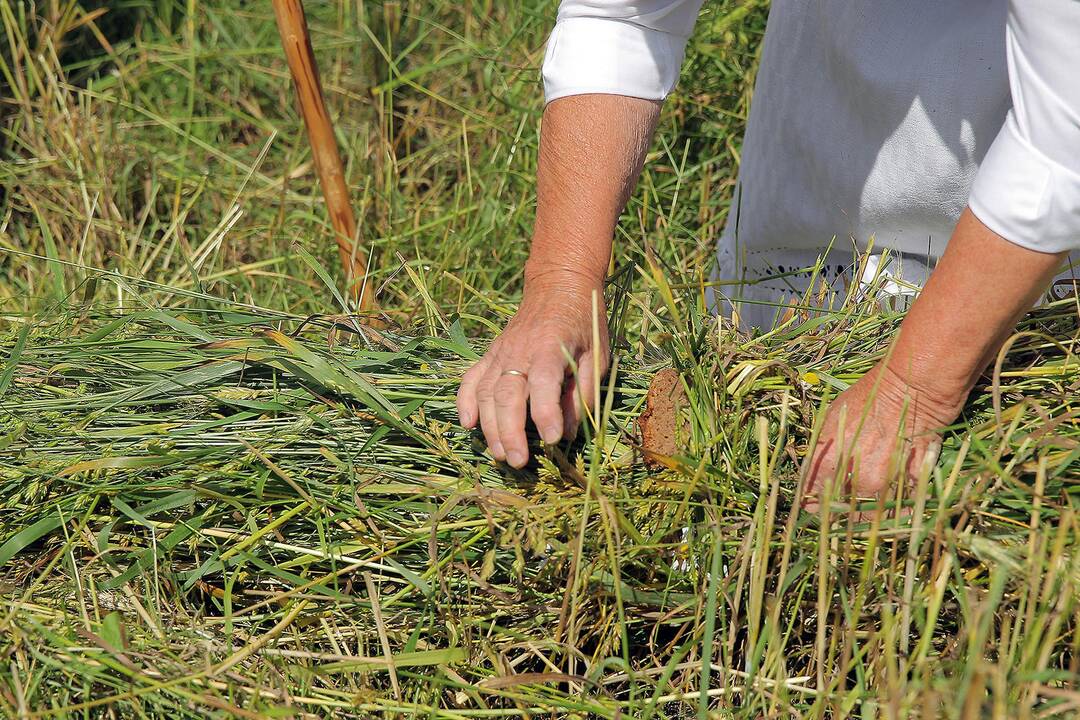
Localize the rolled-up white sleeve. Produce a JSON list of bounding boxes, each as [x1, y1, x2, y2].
[[542, 0, 705, 104], [968, 0, 1080, 253]]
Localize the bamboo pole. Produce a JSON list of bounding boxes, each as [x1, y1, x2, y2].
[[271, 0, 373, 310]]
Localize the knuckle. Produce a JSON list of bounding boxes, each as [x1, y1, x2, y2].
[[476, 383, 494, 402], [494, 389, 519, 409], [529, 363, 564, 384], [543, 347, 571, 366], [495, 374, 524, 393], [465, 354, 492, 377]]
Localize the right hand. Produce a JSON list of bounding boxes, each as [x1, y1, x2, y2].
[[456, 278, 609, 468]]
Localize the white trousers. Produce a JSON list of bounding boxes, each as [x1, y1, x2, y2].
[[713, 1, 1075, 328]]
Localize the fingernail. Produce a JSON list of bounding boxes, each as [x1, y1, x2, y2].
[[459, 410, 473, 427], [507, 450, 527, 467], [491, 443, 505, 460], [541, 426, 561, 444]]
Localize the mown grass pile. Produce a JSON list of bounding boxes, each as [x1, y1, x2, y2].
[[3, 1, 1080, 717]]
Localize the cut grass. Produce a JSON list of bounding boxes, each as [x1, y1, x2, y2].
[[3, 0, 1080, 717], [1, 294, 1079, 717]]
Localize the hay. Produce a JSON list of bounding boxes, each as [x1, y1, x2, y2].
[[1, 298, 1078, 716]]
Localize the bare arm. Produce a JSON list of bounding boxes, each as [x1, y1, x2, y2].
[[808, 0, 1080, 507], [526, 95, 661, 288], [807, 209, 1066, 504], [887, 208, 1065, 402], [457, 94, 660, 467]]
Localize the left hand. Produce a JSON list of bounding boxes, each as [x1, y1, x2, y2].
[[803, 361, 965, 516]]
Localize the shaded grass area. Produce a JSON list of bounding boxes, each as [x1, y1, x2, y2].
[[4, 0, 1080, 717]]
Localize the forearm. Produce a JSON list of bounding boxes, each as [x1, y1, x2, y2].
[[524, 94, 661, 293], [884, 207, 1065, 404]]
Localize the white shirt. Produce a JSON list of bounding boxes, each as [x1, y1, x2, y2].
[[542, 1, 1080, 328]]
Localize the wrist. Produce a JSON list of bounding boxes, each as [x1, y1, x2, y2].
[[523, 260, 605, 299], [884, 317, 985, 408], [875, 356, 968, 426]]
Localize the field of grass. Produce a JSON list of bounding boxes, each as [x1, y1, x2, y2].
[[2, 1, 1080, 717]]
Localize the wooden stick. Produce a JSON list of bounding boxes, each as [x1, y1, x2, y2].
[[271, 0, 373, 309]]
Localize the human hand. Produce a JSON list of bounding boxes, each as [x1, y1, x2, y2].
[[803, 362, 965, 516], [456, 278, 609, 468], [803, 208, 1067, 515]]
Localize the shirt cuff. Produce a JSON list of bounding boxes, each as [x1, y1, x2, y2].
[[969, 111, 1080, 254], [542, 17, 689, 104]]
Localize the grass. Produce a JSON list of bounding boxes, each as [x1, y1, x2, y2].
[[2, 1, 1080, 717]]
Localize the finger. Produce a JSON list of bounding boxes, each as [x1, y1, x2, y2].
[[527, 350, 567, 444], [562, 348, 606, 436], [906, 438, 941, 485], [476, 373, 504, 461], [562, 367, 594, 441], [561, 376, 581, 441], [888, 438, 940, 522], [801, 399, 849, 514], [494, 372, 530, 468], [575, 349, 599, 419], [559, 347, 611, 440], [802, 439, 837, 515], [457, 356, 490, 429]]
